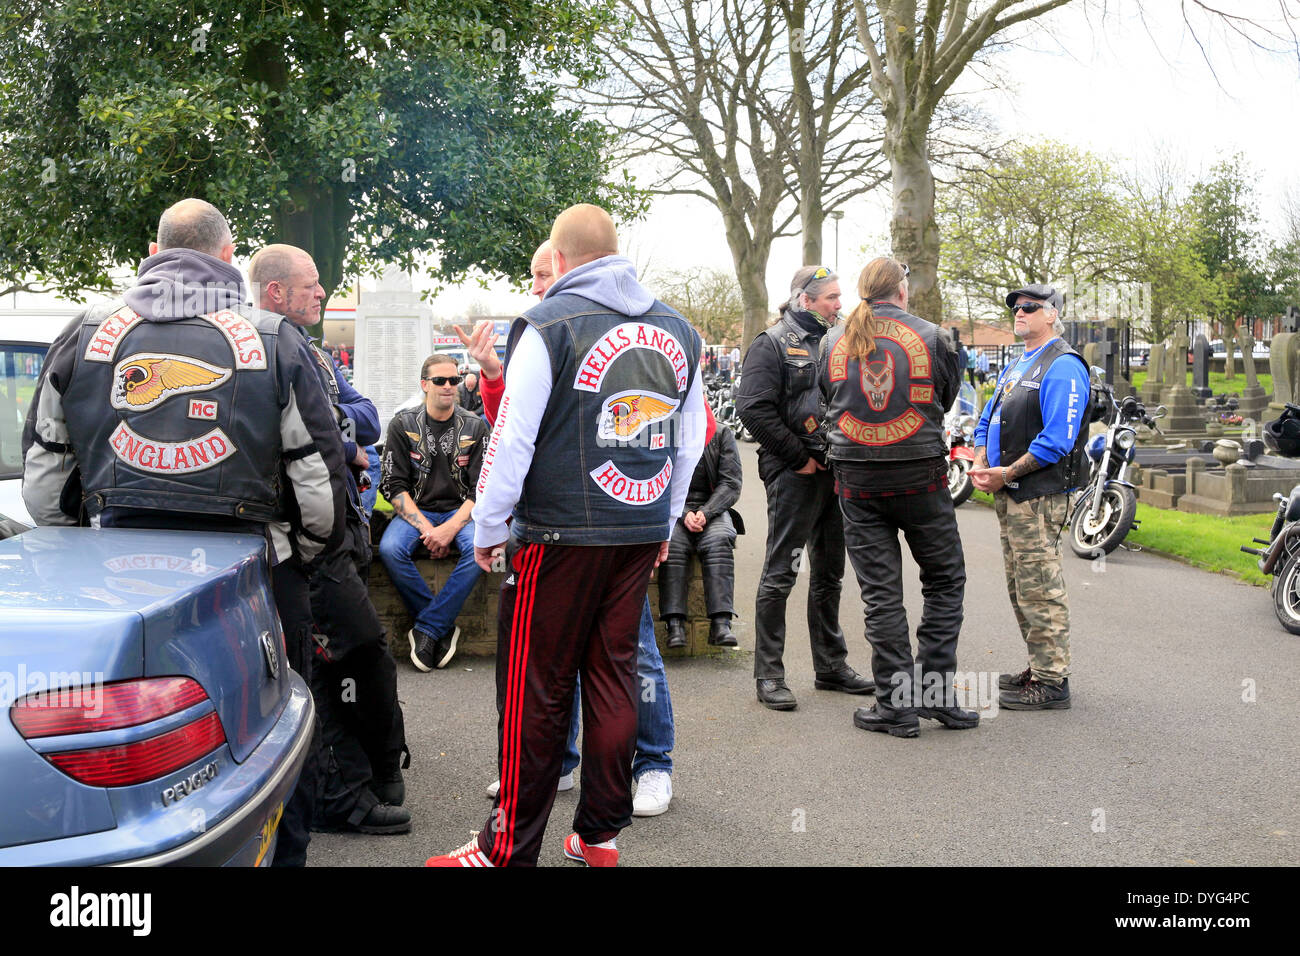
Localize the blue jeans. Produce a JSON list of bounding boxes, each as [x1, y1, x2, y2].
[[562, 597, 673, 778], [378, 509, 482, 640]]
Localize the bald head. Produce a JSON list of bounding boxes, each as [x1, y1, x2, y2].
[[549, 204, 618, 278], [154, 198, 233, 259], [249, 244, 324, 327], [530, 240, 555, 299]]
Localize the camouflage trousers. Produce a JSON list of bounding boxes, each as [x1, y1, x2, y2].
[[993, 492, 1070, 683]]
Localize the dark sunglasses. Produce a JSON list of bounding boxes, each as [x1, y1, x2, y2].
[[1010, 302, 1046, 314], [423, 375, 462, 386]]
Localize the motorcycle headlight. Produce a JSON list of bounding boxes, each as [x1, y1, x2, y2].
[[1115, 429, 1136, 450]]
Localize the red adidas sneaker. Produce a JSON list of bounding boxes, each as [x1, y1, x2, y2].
[[425, 834, 494, 867], [562, 832, 618, 867]]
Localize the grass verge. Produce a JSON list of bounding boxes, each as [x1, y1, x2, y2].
[[964, 490, 1272, 586]]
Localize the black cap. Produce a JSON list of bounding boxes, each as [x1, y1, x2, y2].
[[1005, 283, 1064, 314]]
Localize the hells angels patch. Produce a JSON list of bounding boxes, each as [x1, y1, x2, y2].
[[111, 353, 231, 411]]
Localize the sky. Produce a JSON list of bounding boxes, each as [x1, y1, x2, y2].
[[6, 2, 1298, 326], [446, 0, 1300, 326]]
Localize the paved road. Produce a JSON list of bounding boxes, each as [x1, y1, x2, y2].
[[311, 441, 1299, 866]]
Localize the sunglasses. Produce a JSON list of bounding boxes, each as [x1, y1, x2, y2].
[[812, 267, 830, 280], [423, 375, 462, 386], [1011, 302, 1047, 314]]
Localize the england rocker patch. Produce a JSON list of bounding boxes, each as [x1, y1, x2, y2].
[[109, 422, 236, 474], [111, 353, 231, 411]]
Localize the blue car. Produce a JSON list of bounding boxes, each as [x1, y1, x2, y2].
[[0, 527, 313, 866]]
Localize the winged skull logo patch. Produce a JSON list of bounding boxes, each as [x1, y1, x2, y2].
[[111, 353, 232, 412], [597, 390, 680, 441]]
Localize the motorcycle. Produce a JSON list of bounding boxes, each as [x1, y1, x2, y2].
[[1240, 403, 1300, 634], [945, 382, 978, 506], [1068, 381, 1164, 558], [711, 372, 754, 442]]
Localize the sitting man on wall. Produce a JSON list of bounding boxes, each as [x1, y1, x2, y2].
[[378, 353, 489, 671], [658, 408, 744, 648]]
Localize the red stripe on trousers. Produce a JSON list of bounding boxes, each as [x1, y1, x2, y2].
[[503, 543, 543, 864], [491, 542, 542, 866]]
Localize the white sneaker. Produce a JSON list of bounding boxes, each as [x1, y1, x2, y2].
[[632, 770, 672, 817], [485, 770, 575, 799]]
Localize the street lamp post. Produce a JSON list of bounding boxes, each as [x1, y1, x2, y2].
[[829, 210, 844, 273]]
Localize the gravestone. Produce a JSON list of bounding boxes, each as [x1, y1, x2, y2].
[[1162, 331, 1190, 397], [1161, 333, 1202, 432], [1141, 341, 1167, 406], [1106, 323, 1134, 399], [1268, 331, 1300, 412], [1238, 328, 1268, 420], [1191, 334, 1213, 402], [1224, 323, 1237, 379], [1082, 341, 1102, 376]]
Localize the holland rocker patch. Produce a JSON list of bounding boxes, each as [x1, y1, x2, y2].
[[111, 353, 231, 411], [109, 422, 236, 474], [589, 458, 673, 505]]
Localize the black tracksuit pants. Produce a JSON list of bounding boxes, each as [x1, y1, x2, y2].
[[477, 540, 659, 867]]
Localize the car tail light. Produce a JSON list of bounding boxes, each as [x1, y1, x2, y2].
[[11, 677, 226, 787]]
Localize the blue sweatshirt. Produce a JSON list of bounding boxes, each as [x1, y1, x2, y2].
[[973, 340, 1090, 468]]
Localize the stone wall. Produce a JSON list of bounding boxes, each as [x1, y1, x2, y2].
[[366, 514, 725, 661]]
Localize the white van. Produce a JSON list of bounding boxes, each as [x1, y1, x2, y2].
[[0, 312, 80, 535]]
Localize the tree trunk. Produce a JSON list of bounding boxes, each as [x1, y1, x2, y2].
[[273, 180, 351, 339], [887, 119, 941, 325], [1223, 319, 1237, 379]]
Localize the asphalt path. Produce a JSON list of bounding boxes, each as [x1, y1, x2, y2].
[[311, 440, 1299, 867]]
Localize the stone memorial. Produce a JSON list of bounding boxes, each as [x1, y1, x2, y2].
[[1161, 332, 1203, 433], [1191, 334, 1212, 402], [353, 267, 434, 433], [1237, 328, 1269, 420], [1268, 331, 1300, 413], [1141, 341, 1166, 406]]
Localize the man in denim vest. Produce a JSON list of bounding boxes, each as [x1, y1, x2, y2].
[[425, 204, 705, 867]]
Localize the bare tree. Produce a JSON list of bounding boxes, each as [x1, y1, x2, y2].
[[589, 0, 887, 346], [853, 0, 1300, 326], [658, 265, 746, 343]]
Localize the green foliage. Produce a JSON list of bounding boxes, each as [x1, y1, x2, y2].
[[1189, 155, 1280, 326], [1126, 502, 1272, 587], [937, 143, 1130, 323], [0, 0, 641, 303]]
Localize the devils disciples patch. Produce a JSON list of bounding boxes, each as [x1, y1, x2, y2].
[[111, 353, 231, 411]]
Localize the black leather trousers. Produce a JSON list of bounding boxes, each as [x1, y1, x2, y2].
[[657, 512, 737, 619], [752, 467, 848, 680]]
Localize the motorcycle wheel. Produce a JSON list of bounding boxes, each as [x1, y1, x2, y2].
[[948, 457, 974, 507], [1068, 484, 1136, 558], [1271, 552, 1300, 635], [738, 422, 755, 442]]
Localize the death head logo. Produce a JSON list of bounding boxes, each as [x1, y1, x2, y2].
[[861, 352, 896, 411], [111, 353, 231, 412], [598, 390, 679, 441]]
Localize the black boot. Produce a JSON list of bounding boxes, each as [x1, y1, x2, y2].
[[708, 615, 737, 647], [666, 617, 688, 649]]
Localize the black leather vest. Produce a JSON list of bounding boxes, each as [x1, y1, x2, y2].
[[822, 306, 947, 462], [761, 309, 828, 455], [996, 338, 1090, 502], [62, 301, 287, 522], [507, 293, 701, 546]]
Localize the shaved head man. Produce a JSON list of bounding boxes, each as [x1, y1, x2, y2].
[[529, 239, 556, 299], [549, 203, 619, 278], [150, 198, 234, 261], [250, 244, 326, 329]]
